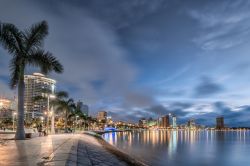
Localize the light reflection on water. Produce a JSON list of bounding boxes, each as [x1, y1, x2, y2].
[[103, 130, 250, 166]]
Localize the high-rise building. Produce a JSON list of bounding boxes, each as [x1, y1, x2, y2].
[[0, 98, 11, 109], [187, 119, 195, 129], [106, 116, 113, 124], [147, 118, 157, 127], [158, 115, 170, 128], [76, 101, 89, 116], [216, 117, 224, 129], [0, 97, 16, 119], [172, 116, 177, 128], [97, 111, 107, 122], [24, 73, 56, 120], [139, 118, 147, 128]]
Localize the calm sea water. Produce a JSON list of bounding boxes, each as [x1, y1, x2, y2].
[[103, 130, 250, 166]]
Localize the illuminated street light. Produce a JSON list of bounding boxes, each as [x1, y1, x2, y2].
[[41, 116, 44, 121], [13, 112, 17, 131], [49, 94, 56, 134], [76, 115, 79, 131]]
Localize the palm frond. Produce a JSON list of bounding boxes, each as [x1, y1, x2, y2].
[[24, 20, 48, 52], [56, 91, 68, 99], [27, 49, 63, 74], [0, 22, 23, 55]]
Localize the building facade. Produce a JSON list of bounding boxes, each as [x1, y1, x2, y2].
[[187, 119, 196, 129], [172, 116, 177, 128], [216, 117, 224, 129], [97, 111, 107, 122], [0, 98, 16, 120], [24, 73, 56, 120], [158, 115, 170, 128], [0, 98, 12, 109]]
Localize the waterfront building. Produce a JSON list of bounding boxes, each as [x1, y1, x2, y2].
[[0, 97, 16, 120], [24, 73, 56, 121], [107, 116, 113, 125], [97, 111, 107, 122], [187, 119, 195, 129], [158, 115, 170, 128], [147, 118, 157, 128], [139, 118, 147, 128], [0, 98, 11, 109], [172, 116, 177, 128], [76, 101, 89, 116], [216, 117, 224, 129]]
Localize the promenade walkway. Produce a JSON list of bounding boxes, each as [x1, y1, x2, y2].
[[0, 134, 128, 166]]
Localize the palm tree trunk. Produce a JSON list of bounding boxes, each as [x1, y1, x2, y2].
[[64, 109, 67, 132], [15, 70, 26, 140], [51, 106, 55, 134]]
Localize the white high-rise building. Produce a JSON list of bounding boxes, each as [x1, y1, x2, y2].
[[24, 73, 56, 120], [172, 116, 177, 128]]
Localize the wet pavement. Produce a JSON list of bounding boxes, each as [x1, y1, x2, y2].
[[0, 134, 128, 166]]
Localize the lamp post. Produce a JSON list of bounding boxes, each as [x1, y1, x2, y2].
[[48, 94, 56, 134], [75, 115, 79, 132], [44, 111, 48, 133], [41, 116, 44, 127], [13, 112, 16, 131], [45, 94, 56, 134]]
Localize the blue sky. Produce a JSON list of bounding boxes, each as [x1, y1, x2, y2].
[[1, 0, 250, 126]]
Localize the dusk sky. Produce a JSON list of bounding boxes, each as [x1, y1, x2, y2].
[[1, 0, 250, 126]]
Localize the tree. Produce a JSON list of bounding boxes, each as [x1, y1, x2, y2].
[[33, 90, 68, 133], [0, 21, 63, 140], [52, 98, 75, 132], [73, 104, 88, 130]]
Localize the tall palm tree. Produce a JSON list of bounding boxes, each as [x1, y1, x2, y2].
[[74, 105, 88, 129], [33, 90, 68, 133], [0, 21, 63, 140], [52, 98, 75, 132]]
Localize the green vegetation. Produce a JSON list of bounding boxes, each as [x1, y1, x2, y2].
[[0, 21, 63, 139]]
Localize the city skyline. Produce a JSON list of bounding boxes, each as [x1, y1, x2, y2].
[[1, 0, 250, 126]]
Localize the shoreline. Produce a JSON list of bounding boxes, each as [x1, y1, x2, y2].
[[84, 131, 148, 166]]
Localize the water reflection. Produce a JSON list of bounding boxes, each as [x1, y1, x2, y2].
[[103, 130, 250, 166]]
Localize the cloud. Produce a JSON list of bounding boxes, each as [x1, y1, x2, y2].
[[157, 65, 191, 85], [0, 79, 14, 98], [107, 101, 250, 126], [108, 108, 152, 123], [193, 77, 224, 97], [0, 0, 156, 114], [146, 102, 193, 118], [187, 1, 250, 50], [78, 0, 168, 29]]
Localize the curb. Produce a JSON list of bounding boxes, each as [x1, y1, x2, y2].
[[83, 131, 148, 166]]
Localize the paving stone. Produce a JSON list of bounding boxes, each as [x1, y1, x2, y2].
[[0, 134, 130, 166]]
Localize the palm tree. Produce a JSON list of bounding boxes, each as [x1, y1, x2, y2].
[[0, 21, 63, 140], [72, 104, 87, 129], [53, 98, 76, 132], [74, 105, 88, 130], [33, 90, 68, 133]]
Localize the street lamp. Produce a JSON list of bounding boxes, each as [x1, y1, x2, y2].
[[41, 116, 44, 126], [13, 112, 16, 131], [48, 94, 56, 134], [75, 115, 79, 132]]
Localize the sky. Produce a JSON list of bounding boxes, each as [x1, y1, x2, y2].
[[1, 0, 250, 126]]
